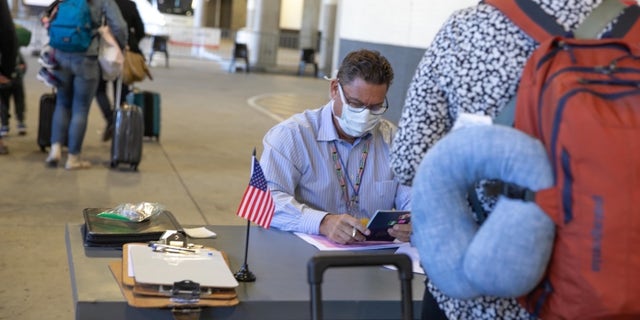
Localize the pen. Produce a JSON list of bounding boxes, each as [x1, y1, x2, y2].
[[149, 243, 197, 254]]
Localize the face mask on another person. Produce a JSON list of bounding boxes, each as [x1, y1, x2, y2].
[[334, 83, 383, 138]]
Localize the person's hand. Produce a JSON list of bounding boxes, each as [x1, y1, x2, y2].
[[319, 213, 370, 244], [388, 222, 412, 242], [0, 74, 11, 88], [41, 16, 51, 28]]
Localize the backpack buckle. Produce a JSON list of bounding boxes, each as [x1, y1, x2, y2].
[[502, 183, 536, 202]]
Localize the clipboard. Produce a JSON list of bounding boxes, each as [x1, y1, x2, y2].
[[128, 244, 239, 288], [121, 244, 237, 299], [108, 243, 240, 308], [109, 260, 239, 308]]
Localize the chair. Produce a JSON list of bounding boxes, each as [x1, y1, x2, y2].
[[229, 42, 249, 73], [148, 35, 169, 68], [298, 48, 318, 77]]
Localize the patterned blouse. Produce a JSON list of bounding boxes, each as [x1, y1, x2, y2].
[[390, 1, 605, 319]]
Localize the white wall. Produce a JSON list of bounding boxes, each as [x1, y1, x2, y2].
[[338, 0, 477, 49], [280, 0, 303, 29]]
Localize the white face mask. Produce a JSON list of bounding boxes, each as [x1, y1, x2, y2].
[[334, 83, 382, 138]]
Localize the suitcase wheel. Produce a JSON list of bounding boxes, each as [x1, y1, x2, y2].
[[110, 161, 118, 168], [131, 163, 138, 171]]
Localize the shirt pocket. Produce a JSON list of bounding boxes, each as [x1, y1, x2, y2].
[[367, 180, 399, 211]]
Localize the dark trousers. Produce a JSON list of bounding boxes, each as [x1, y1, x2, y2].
[[95, 78, 130, 127], [0, 77, 25, 126]]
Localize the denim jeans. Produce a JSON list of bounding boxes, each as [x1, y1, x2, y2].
[[52, 51, 99, 155], [411, 125, 555, 299]]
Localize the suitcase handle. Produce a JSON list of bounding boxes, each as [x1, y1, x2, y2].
[[307, 252, 414, 320]]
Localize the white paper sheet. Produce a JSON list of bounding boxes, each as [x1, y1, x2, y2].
[[294, 232, 403, 251]]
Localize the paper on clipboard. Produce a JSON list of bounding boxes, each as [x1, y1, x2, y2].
[[128, 245, 239, 288]]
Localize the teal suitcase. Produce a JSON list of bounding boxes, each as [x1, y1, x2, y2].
[[127, 90, 161, 140]]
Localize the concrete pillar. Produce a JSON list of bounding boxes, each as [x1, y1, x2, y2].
[[230, 0, 247, 31], [10, 0, 27, 18], [319, 0, 337, 77], [299, 0, 320, 50], [193, 0, 207, 28], [245, 0, 281, 71]]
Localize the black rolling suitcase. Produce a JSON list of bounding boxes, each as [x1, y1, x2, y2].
[[37, 91, 56, 152], [307, 252, 414, 320], [110, 79, 144, 170]]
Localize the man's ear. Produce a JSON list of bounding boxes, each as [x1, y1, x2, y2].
[[329, 79, 339, 101]]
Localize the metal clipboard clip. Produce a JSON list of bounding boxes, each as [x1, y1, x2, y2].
[[170, 280, 202, 320]]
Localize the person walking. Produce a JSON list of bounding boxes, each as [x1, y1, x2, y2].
[[94, 0, 145, 141], [0, 50, 28, 137], [44, 0, 127, 169], [0, 0, 18, 154]]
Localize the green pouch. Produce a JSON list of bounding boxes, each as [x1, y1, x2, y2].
[[15, 24, 32, 47]]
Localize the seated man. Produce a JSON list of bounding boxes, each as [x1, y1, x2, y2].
[[261, 49, 411, 244]]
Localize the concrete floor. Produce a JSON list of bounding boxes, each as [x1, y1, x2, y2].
[[0, 41, 329, 319]]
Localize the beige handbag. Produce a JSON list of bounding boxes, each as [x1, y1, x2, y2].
[[122, 49, 153, 85], [98, 25, 124, 81]]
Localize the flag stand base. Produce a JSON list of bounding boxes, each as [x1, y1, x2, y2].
[[234, 264, 256, 282]]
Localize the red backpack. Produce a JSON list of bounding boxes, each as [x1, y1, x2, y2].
[[486, 0, 640, 319]]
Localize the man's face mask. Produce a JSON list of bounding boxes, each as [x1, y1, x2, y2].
[[334, 82, 386, 138]]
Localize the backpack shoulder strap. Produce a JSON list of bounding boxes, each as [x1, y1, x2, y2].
[[574, 0, 628, 39], [483, 0, 565, 43], [608, 5, 640, 42], [488, 0, 640, 125]]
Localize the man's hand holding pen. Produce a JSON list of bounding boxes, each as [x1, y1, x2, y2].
[[320, 213, 370, 244]]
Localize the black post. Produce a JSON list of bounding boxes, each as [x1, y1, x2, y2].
[[234, 218, 256, 282]]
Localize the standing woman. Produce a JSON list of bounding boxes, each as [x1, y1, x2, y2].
[[45, 0, 127, 169], [0, 0, 17, 155], [114, 0, 145, 103], [391, 1, 622, 319], [94, 0, 145, 141]]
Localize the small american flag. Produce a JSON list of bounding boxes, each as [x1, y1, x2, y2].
[[236, 155, 275, 228]]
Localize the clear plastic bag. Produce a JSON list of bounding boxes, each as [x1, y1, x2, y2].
[[98, 202, 165, 222]]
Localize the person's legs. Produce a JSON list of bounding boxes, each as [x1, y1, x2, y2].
[[47, 63, 73, 166], [95, 78, 112, 122], [95, 78, 114, 141], [12, 78, 26, 134], [65, 55, 99, 169], [0, 89, 10, 136]]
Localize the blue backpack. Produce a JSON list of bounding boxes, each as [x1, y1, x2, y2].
[[48, 0, 93, 52]]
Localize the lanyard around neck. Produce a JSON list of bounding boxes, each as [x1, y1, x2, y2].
[[330, 139, 371, 214]]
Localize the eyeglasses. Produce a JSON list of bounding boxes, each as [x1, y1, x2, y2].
[[337, 83, 388, 115]]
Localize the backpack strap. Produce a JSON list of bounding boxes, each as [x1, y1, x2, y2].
[[483, 0, 565, 43], [574, 0, 628, 39], [485, 0, 563, 125], [608, 5, 640, 42], [489, 0, 640, 125]]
